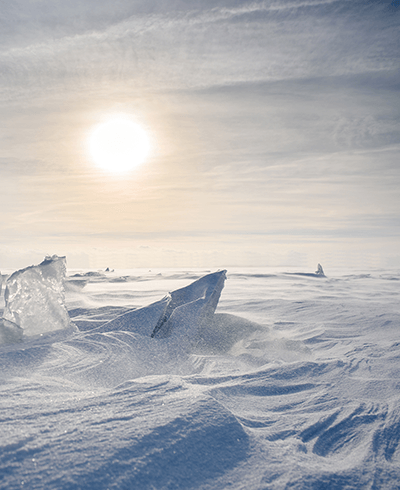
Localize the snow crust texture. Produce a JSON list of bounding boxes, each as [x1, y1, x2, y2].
[[0, 267, 400, 489]]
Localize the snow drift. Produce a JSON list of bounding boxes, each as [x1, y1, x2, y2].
[[0, 260, 399, 489]]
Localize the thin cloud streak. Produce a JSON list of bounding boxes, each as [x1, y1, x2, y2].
[[1, 0, 398, 98]]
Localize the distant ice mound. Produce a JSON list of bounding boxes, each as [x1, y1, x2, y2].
[[285, 264, 326, 278], [1, 255, 72, 339]]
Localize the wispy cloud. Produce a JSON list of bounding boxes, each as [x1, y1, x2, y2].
[[1, 0, 398, 99]]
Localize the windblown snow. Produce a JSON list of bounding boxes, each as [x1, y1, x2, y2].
[[0, 257, 399, 489]]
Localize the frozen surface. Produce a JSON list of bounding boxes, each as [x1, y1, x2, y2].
[[0, 266, 400, 489]]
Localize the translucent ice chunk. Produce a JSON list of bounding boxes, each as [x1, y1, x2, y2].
[[96, 270, 227, 343], [151, 270, 227, 340], [2, 255, 71, 337]]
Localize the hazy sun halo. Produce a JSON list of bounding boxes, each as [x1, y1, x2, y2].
[[89, 117, 150, 173]]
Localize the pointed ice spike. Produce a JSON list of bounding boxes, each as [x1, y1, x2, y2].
[[152, 270, 227, 339]]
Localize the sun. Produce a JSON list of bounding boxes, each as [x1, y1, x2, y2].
[[88, 116, 150, 173]]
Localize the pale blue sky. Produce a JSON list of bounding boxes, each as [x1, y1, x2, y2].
[[0, 0, 399, 270]]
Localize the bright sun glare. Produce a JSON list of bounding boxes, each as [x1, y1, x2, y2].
[[89, 116, 150, 173]]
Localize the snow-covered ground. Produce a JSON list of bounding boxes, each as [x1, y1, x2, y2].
[[1, 266, 400, 489]]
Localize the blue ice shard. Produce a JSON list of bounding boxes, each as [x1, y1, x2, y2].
[[2, 255, 71, 337]]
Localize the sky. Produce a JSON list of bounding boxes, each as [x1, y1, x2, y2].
[[0, 0, 399, 270]]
